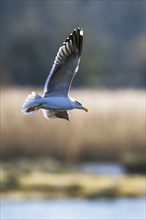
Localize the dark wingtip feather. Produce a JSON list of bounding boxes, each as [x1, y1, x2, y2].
[[78, 28, 83, 55], [63, 28, 83, 56]]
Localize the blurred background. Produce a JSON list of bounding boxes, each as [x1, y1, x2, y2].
[[1, 1, 145, 220]]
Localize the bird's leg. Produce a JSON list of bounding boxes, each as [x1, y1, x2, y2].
[[26, 103, 42, 113]]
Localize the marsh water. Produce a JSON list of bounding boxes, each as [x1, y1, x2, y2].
[[81, 162, 125, 175], [2, 197, 145, 220]]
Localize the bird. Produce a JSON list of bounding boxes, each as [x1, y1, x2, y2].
[[21, 27, 88, 121]]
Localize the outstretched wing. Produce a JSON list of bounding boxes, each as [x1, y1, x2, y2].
[[43, 28, 83, 97]]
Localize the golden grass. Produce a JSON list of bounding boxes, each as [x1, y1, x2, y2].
[[20, 173, 146, 197], [1, 87, 145, 163], [1, 169, 145, 199], [1, 160, 145, 199]]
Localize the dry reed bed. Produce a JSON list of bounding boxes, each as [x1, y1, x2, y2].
[[1, 88, 145, 162]]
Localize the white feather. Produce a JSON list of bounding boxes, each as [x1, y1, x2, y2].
[[21, 92, 42, 115]]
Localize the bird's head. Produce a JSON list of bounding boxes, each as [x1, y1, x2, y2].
[[74, 100, 88, 112]]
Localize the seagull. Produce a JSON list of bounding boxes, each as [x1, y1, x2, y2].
[[21, 28, 88, 121]]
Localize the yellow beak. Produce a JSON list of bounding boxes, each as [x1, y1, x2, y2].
[[83, 107, 88, 112]]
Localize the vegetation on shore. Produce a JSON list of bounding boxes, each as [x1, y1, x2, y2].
[[1, 160, 145, 199]]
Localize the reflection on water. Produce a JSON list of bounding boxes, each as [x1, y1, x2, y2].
[[81, 163, 125, 175], [2, 197, 145, 220]]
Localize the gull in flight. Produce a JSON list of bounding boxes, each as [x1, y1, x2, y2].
[[21, 28, 88, 121]]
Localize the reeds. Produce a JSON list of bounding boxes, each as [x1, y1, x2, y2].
[[1, 88, 145, 164]]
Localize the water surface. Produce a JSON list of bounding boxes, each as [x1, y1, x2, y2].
[[81, 162, 125, 175], [2, 197, 145, 220]]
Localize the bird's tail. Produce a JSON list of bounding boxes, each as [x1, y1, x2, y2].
[[21, 92, 43, 115]]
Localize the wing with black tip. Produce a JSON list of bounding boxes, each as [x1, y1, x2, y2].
[[43, 28, 83, 96]]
